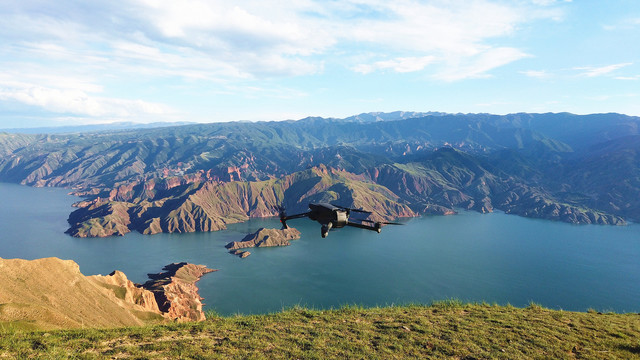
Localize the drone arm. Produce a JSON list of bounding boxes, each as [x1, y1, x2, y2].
[[280, 211, 311, 228], [346, 220, 381, 233], [330, 203, 372, 215], [282, 212, 311, 221]]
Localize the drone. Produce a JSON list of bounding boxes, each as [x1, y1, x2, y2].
[[279, 202, 402, 238]]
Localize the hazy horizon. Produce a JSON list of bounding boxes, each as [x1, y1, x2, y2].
[[3, 109, 640, 133]]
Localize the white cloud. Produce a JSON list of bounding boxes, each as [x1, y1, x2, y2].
[[530, 0, 572, 6], [222, 84, 309, 100], [521, 70, 550, 78], [1, 0, 556, 81], [339, 0, 525, 55], [354, 56, 436, 74], [585, 93, 638, 102], [132, 0, 332, 76], [343, 0, 551, 77], [0, 0, 571, 124], [0, 72, 104, 94], [575, 63, 632, 77], [434, 47, 530, 81], [0, 78, 172, 119], [476, 100, 511, 107], [603, 17, 640, 31]]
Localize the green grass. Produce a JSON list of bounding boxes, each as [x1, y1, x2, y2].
[[94, 282, 128, 300], [1, 303, 639, 359]]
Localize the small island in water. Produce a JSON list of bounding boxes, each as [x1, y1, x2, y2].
[[226, 227, 302, 258]]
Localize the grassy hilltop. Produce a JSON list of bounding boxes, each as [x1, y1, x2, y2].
[[2, 302, 639, 359]]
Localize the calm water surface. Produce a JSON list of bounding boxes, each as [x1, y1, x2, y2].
[[1, 182, 638, 315]]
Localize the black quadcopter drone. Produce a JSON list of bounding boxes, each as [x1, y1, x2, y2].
[[279, 202, 402, 238]]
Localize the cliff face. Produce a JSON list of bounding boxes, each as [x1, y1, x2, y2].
[[142, 263, 216, 322], [367, 148, 626, 225], [495, 185, 626, 225], [89, 271, 160, 313], [67, 165, 416, 237], [368, 148, 509, 214], [0, 257, 215, 330], [226, 227, 302, 250], [66, 202, 133, 237]]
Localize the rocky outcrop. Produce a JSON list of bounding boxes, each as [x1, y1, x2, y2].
[[226, 227, 301, 251], [229, 249, 251, 258], [0, 257, 216, 330], [142, 263, 216, 322], [66, 201, 132, 237], [421, 204, 457, 216], [89, 271, 160, 314]]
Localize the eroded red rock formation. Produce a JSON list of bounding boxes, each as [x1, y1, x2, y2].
[[142, 263, 216, 322]]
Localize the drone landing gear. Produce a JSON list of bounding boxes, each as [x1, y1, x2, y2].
[[321, 223, 333, 238]]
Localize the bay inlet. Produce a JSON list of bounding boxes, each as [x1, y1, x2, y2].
[[1, 182, 638, 315]]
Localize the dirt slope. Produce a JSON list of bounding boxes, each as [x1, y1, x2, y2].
[[0, 257, 163, 330]]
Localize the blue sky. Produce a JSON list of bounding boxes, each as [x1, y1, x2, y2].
[[1, 0, 639, 128]]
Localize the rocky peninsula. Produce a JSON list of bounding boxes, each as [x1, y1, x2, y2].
[[142, 262, 216, 322], [64, 166, 416, 238], [0, 257, 215, 330]]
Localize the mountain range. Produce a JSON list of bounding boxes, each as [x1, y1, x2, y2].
[[1, 111, 638, 237]]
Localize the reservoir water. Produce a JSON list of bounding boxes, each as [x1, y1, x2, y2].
[[1, 182, 638, 315]]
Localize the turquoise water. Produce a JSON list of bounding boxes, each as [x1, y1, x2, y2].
[[1, 182, 639, 315]]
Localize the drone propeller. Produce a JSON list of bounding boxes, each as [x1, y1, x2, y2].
[[361, 219, 404, 226], [278, 206, 288, 228], [277, 205, 310, 229], [350, 208, 372, 214]]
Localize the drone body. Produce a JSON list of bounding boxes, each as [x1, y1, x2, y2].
[[279, 202, 401, 238]]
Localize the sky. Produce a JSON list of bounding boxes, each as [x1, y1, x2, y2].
[[1, 0, 639, 128]]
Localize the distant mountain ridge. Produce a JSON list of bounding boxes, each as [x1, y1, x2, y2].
[[1, 111, 638, 236], [0, 121, 195, 134], [297, 111, 446, 124]]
